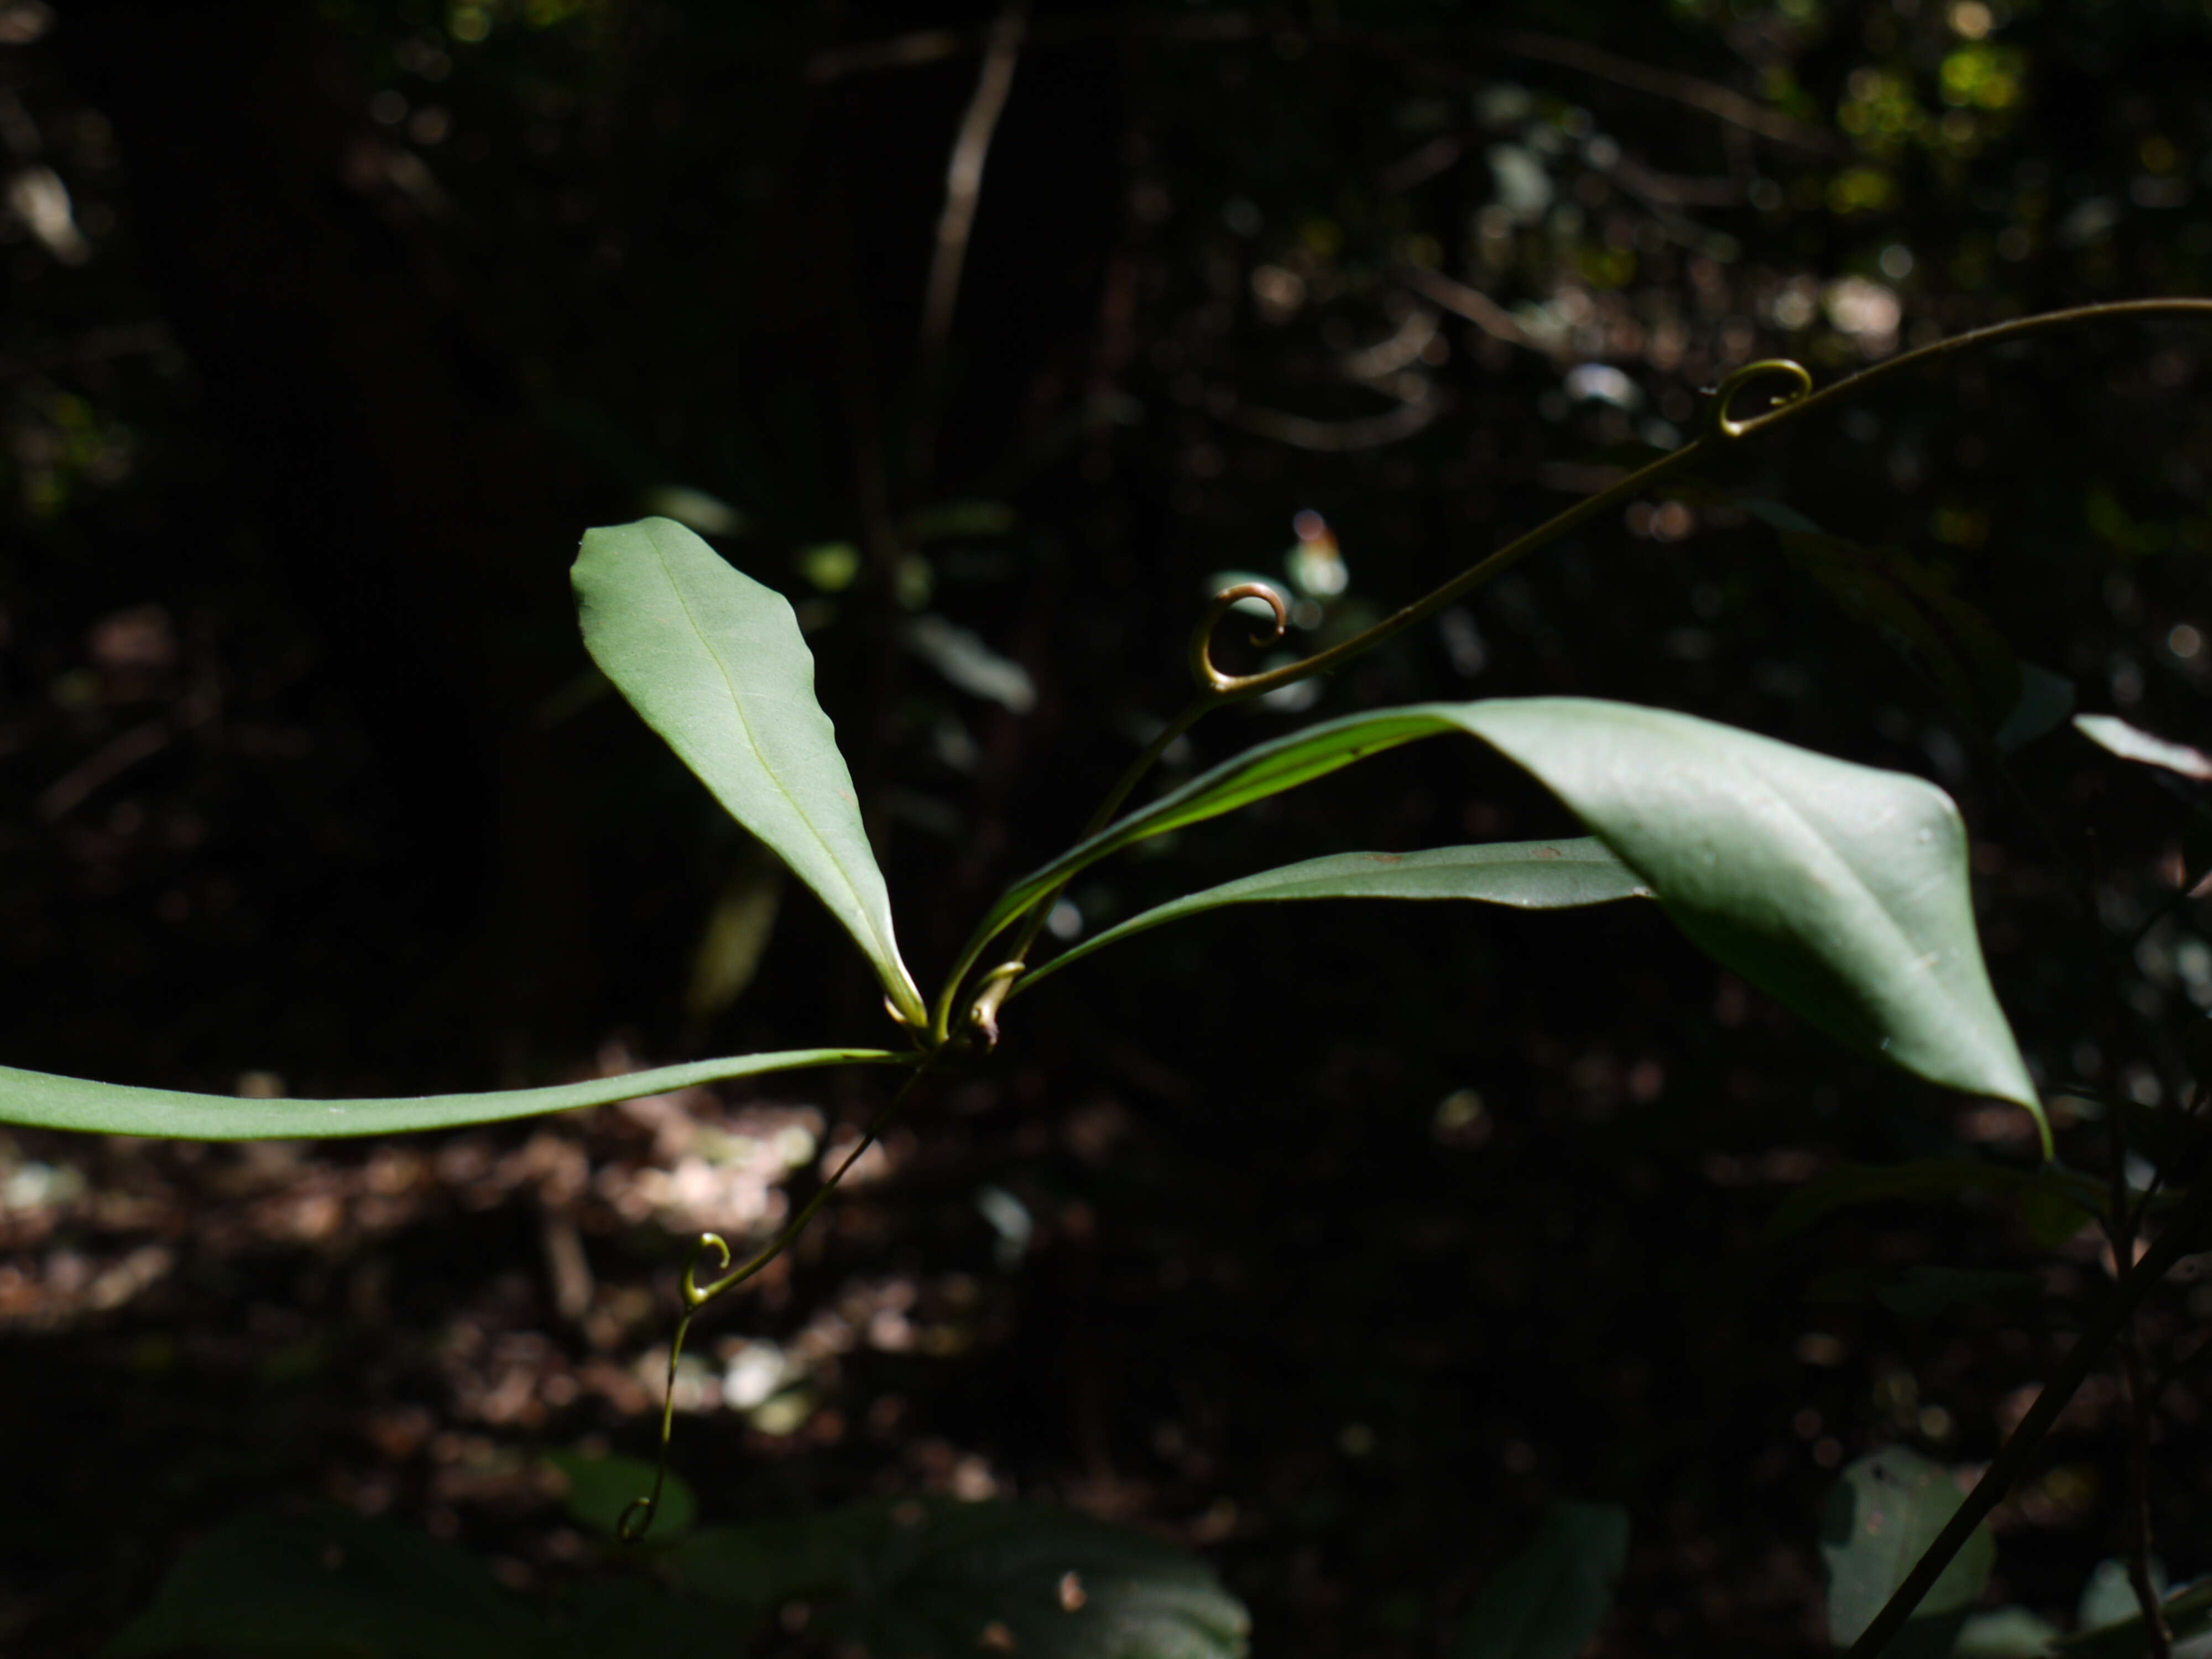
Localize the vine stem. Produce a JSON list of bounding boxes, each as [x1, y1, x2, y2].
[[2105, 1095, 2173, 1656], [1841, 1170, 2212, 1658], [932, 296, 2212, 1044], [617, 1058, 937, 1542], [2120, 1327, 2173, 1657]]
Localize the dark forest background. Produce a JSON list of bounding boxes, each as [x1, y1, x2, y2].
[[6, 0, 2212, 1652]]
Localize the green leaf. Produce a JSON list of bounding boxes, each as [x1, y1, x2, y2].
[[675, 1498, 1249, 1659], [1957, 1606, 2062, 1656], [964, 705, 1465, 951], [1451, 700, 2039, 1137], [2056, 1576, 2212, 1657], [972, 698, 2039, 1136], [906, 614, 1037, 712], [546, 1449, 696, 1543], [107, 1507, 547, 1658], [1449, 1502, 1628, 1659], [0, 1047, 906, 1141], [1765, 1160, 2103, 1249], [1017, 840, 1649, 996], [575, 517, 926, 1025], [684, 844, 784, 1026], [1996, 664, 2077, 755], [2078, 1559, 2167, 1636], [1822, 1448, 1996, 1656]]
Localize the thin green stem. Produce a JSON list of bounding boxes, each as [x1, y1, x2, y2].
[[936, 698, 1213, 1046], [618, 1060, 936, 1542], [1841, 1168, 2212, 1658]]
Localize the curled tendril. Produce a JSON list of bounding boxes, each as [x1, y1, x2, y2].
[[1706, 358, 1813, 440], [617, 1232, 732, 1544], [1188, 582, 1290, 695], [680, 1230, 733, 1310], [964, 960, 1028, 1047], [615, 1066, 933, 1544]]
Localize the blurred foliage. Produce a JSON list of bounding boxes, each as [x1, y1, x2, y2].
[[7, 0, 2212, 1653]]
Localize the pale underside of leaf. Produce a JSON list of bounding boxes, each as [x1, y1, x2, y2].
[[1017, 840, 1650, 994], [0, 1048, 907, 1140], [2074, 712, 2212, 782], [2057, 1576, 2212, 1657], [575, 518, 924, 1024]]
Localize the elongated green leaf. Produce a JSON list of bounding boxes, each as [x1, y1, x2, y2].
[[1450, 1502, 1628, 1659], [0, 1048, 905, 1141], [1451, 700, 2041, 1135], [575, 518, 925, 1025], [965, 705, 1457, 948], [1018, 840, 1648, 995], [675, 1498, 1249, 1659], [972, 698, 2039, 1135], [1822, 1448, 1996, 1657]]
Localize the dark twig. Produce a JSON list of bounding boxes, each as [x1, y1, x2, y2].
[[36, 683, 216, 821], [807, 12, 1252, 83], [2105, 1098, 2174, 1656], [811, 14, 1845, 156], [907, 0, 1027, 487], [1392, 263, 1544, 352], [1483, 28, 1844, 155], [2121, 1327, 2174, 1657]]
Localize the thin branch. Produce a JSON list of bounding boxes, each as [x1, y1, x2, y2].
[[907, 0, 1027, 487], [36, 683, 216, 821], [1378, 132, 1466, 195], [1483, 28, 1844, 155], [812, 14, 1845, 157], [0, 319, 173, 382], [2121, 1329, 2174, 1657], [2106, 1100, 2173, 1657], [1220, 379, 1446, 452], [1842, 1171, 2212, 1658], [808, 12, 1253, 83], [1392, 262, 1546, 352]]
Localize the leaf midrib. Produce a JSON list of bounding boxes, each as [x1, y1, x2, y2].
[[646, 525, 906, 993]]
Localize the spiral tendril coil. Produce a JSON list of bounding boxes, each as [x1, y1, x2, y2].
[[1188, 581, 1290, 696]]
